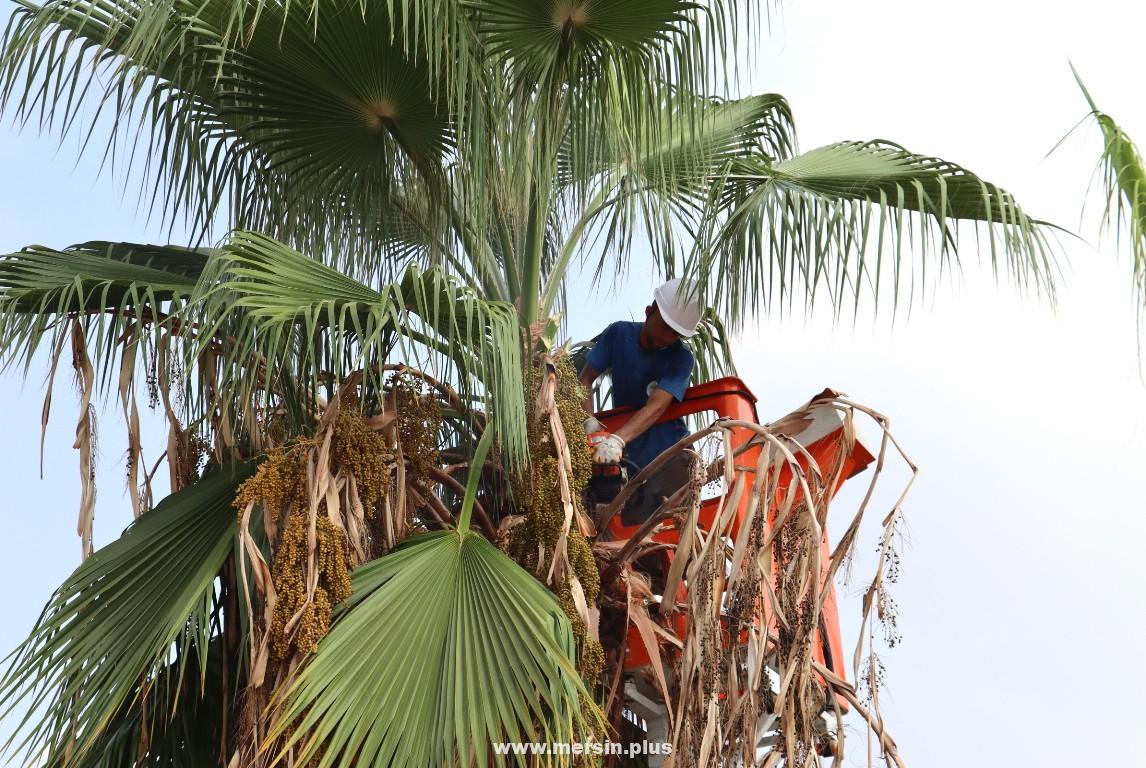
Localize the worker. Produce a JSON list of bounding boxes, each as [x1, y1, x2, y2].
[[579, 278, 702, 523]]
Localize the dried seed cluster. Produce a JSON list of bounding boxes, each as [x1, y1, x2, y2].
[[233, 442, 310, 520], [171, 424, 211, 490], [390, 373, 442, 483], [508, 356, 603, 683], [270, 508, 352, 659], [333, 400, 394, 512]]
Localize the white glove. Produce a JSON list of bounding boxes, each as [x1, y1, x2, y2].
[[592, 433, 625, 464], [584, 416, 605, 434]]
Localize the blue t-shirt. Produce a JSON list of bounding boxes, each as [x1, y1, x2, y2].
[[585, 321, 695, 467]]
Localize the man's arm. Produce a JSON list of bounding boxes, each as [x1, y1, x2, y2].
[[579, 363, 600, 415], [614, 344, 693, 445], [614, 387, 674, 445]]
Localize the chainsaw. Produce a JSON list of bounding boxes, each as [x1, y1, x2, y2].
[[585, 430, 628, 504]]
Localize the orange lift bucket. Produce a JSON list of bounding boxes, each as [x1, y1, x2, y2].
[[594, 378, 874, 684]]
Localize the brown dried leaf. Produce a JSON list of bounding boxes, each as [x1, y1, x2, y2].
[[70, 321, 96, 560], [629, 594, 675, 734]]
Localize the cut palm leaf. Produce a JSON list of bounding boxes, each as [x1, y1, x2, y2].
[[267, 530, 592, 768], [0, 461, 255, 767]]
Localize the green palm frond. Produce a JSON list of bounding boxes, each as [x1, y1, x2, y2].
[[2, 1, 772, 271], [0, 462, 255, 767], [636, 93, 795, 185], [1, 0, 454, 259], [563, 92, 794, 191], [215, 1, 454, 223], [698, 140, 1056, 321], [268, 530, 591, 768], [543, 93, 795, 316], [154, 0, 474, 97], [43, 637, 228, 768], [688, 310, 737, 381], [1073, 68, 1146, 311], [196, 231, 528, 465], [471, 0, 695, 71], [2, 0, 227, 232], [0, 241, 206, 376]]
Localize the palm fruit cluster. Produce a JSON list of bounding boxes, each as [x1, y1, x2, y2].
[[170, 423, 212, 490], [389, 372, 442, 484], [233, 441, 311, 521], [332, 395, 394, 512], [232, 424, 359, 661], [507, 355, 603, 684], [269, 507, 353, 659]]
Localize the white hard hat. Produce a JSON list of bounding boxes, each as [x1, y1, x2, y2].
[[653, 278, 702, 338]]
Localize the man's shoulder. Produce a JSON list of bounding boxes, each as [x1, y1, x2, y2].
[[601, 320, 641, 341], [610, 320, 642, 332], [669, 340, 695, 364], [588, 320, 639, 368]]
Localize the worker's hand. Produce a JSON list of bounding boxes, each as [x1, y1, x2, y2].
[[592, 433, 625, 464], [584, 416, 605, 434]]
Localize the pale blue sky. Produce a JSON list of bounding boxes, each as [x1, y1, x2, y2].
[[3, 1, 1146, 766]]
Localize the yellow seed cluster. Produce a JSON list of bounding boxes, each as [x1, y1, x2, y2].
[[333, 401, 394, 512], [558, 585, 583, 635], [524, 455, 565, 547], [389, 373, 442, 484], [567, 530, 600, 605], [233, 442, 310, 518], [552, 356, 593, 496], [507, 355, 603, 684], [269, 507, 307, 659], [233, 431, 354, 661], [580, 637, 605, 688], [269, 508, 352, 660]]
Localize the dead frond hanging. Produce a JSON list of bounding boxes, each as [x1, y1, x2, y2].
[[70, 319, 96, 560], [591, 391, 915, 768]]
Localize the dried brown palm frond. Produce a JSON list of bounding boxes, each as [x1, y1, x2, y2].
[[587, 392, 915, 768]]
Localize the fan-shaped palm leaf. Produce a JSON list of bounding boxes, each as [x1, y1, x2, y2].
[[1, 0, 453, 259], [563, 92, 794, 191], [2, 1, 772, 280], [472, 0, 695, 71], [268, 529, 590, 767], [195, 231, 528, 465], [700, 140, 1056, 320], [0, 461, 255, 767], [267, 427, 592, 767]]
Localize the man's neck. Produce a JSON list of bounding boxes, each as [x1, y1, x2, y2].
[[639, 324, 673, 352], [638, 323, 653, 351]]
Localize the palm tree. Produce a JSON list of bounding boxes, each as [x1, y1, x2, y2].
[[0, 1, 1055, 766]]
